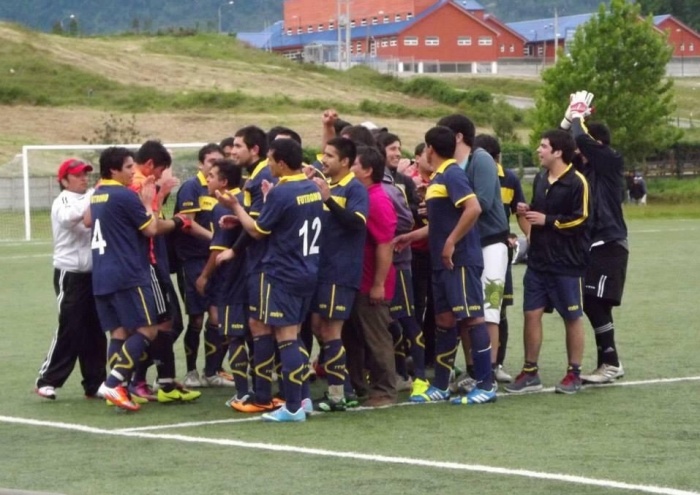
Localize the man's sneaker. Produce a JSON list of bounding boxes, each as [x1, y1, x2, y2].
[[183, 370, 203, 388], [316, 393, 347, 412], [231, 395, 278, 413], [272, 394, 286, 408], [217, 370, 235, 381], [449, 372, 477, 394], [581, 362, 625, 384], [396, 375, 413, 392], [409, 378, 430, 399], [408, 385, 450, 403], [301, 398, 314, 414], [128, 381, 157, 402], [157, 387, 201, 403], [261, 404, 306, 422], [99, 383, 140, 412], [495, 365, 513, 383], [344, 393, 360, 408], [225, 393, 250, 408], [504, 372, 543, 394], [451, 386, 497, 405], [555, 372, 582, 395], [35, 386, 56, 400], [201, 374, 236, 387]]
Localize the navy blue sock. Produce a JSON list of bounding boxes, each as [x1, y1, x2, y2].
[[434, 326, 458, 390], [323, 339, 347, 387], [468, 323, 493, 390], [203, 322, 222, 377], [107, 333, 150, 388], [252, 334, 275, 403], [227, 336, 249, 395], [183, 323, 201, 372], [153, 331, 176, 387], [278, 339, 304, 413], [400, 316, 425, 380], [389, 321, 407, 380], [107, 337, 125, 371]]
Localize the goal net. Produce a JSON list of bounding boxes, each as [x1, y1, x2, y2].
[[2, 143, 208, 241]]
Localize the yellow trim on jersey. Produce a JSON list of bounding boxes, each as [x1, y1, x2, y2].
[[454, 192, 476, 208], [501, 187, 515, 205], [254, 222, 271, 235], [229, 187, 242, 195], [555, 170, 589, 229], [335, 171, 356, 187], [138, 214, 155, 231], [196, 171, 207, 186], [209, 245, 227, 251], [426, 183, 448, 200], [278, 173, 307, 184], [248, 159, 269, 181], [316, 153, 323, 162], [355, 211, 367, 223], [496, 162, 505, 178], [99, 179, 124, 187], [329, 284, 336, 319], [430, 158, 457, 179]]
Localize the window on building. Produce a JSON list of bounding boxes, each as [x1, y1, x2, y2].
[[690, 43, 695, 52], [350, 20, 356, 28], [372, 17, 378, 25], [329, 21, 335, 30], [395, 14, 401, 22], [390, 37, 397, 46], [478, 36, 493, 46], [509, 44, 515, 53], [537, 45, 543, 56], [318, 24, 324, 32], [425, 36, 440, 46], [286, 28, 292, 35], [383, 15, 390, 23], [457, 36, 472, 46], [307, 26, 313, 33], [297, 27, 303, 34], [381, 39, 388, 47], [361, 18, 367, 27], [356, 42, 362, 51], [404, 36, 418, 46], [681, 42, 685, 52], [407, 12, 413, 20], [500, 44, 505, 53]]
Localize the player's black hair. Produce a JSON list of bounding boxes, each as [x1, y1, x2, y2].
[[375, 132, 401, 152], [219, 136, 235, 149], [211, 158, 242, 188], [326, 137, 357, 166], [267, 126, 302, 146], [99, 147, 134, 179], [473, 134, 501, 161], [355, 145, 385, 184], [135, 140, 171, 168], [198, 143, 224, 164], [541, 129, 576, 165], [424, 126, 457, 160], [234, 125, 269, 159], [414, 142, 426, 156], [437, 114, 476, 147], [340, 125, 376, 147], [334, 118, 352, 136], [269, 138, 303, 171], [586, 122, 611, 146]]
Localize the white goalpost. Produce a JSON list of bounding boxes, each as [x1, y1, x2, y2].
[[16, 142, 209, 241]]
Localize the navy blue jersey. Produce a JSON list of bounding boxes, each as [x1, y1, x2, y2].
[[318, 173, 368, 288], [174, 171, 216, 260], [255, 174, 324, 295], [211, 190, 247, 305], [90, 180, 153, 295], [498, 163, 526, 222], [243, 160, 276, 274], [426, 159, 483, 271]]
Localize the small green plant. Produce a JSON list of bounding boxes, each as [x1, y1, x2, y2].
[[82, 114, 142, 144]]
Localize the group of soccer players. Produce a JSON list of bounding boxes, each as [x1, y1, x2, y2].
[[36, 91, 629, 422]]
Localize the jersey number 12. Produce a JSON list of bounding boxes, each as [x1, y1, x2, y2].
[[299, 217, 321, 256]]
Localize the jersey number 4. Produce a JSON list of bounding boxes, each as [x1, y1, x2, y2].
[[299, 217, 321, 256], [91, 219, 107, 255]]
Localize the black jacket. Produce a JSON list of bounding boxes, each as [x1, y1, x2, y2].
[[527, 165, 590, 276], [572, 120, 628, 245]]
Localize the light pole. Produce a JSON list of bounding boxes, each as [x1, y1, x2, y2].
[[676, 28, 685, 77], [218, 1, 234, 34], [60, 14, 75, 32], [530, 29, 538, 73]]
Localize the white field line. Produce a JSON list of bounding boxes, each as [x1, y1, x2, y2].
[[117, 374, 700, 433], [0, 415, 697, 495], [0, 254, 51, 261]]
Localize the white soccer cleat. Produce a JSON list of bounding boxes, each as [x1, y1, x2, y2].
[[201, 373, 236, 387], [182, 370, 204, 388], [36, 386, 56, 400], [495, 365, 513, 383], [581, 362, 625, 384]]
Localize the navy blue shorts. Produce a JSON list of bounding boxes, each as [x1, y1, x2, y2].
[[432, 265, 484, 321], [95, 285, 157, 333], [390, 268, 416, 319], [523, 268, 584, 320], [247, 272, 266, 322], [313, 283, 356, 321], [181, 257, 212, 315], [261, 276, 312, 327], [219, 303, 248, 338]]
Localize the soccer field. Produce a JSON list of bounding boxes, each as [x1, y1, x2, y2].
[[1, 218, 699, 495]]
